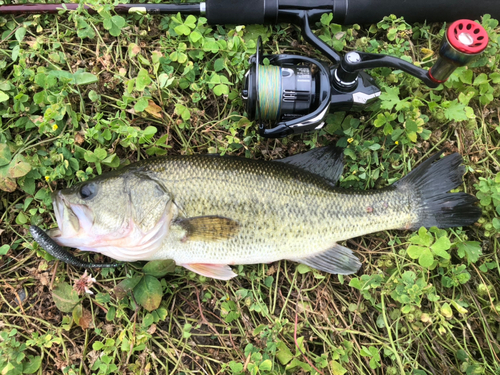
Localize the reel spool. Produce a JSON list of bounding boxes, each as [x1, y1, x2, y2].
[[429, 19, 489, 83], [242, 37, 331, 137]]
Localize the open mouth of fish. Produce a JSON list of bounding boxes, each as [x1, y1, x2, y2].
[[48, 191, 170, 262]]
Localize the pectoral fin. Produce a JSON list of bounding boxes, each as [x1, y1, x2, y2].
[[182, 263, 237, 280], [176, 216, 239, 242], [289, 243, 361, 275]]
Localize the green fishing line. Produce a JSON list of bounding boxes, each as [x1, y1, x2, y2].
[[257, 65, 282, 121]]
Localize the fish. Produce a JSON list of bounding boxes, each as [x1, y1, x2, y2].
[[45, 146, 481, 280]]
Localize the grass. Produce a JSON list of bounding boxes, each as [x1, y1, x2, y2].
[[1, 1, 500, 374]]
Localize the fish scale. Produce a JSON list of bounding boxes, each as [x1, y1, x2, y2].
[[46, 147, 481, 279]]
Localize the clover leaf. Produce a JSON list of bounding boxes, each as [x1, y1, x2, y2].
[[407, 227, 451, 268]]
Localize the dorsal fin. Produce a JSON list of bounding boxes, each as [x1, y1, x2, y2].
[[276, 145, 344, 185]]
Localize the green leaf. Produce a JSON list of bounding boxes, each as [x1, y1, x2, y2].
[[0, 143, 12, 166], [72, 304, 83, 326], [440, 302, 453, 319], [405, 118, 419, 133], [0, 244, 9, 255], [360, 346, 372, 357], [73, 72, 98, 86], [380, 87, 400, 110], [259, 360, 272, 371], [12, 45, 20, 62], [473, 73, 489, 86], [401, 304, 412, 313], [175, 104, 191, 121], [22, 355, 42, 374], [411, 227, 434, 246], [276, 341, 294, 365], [459, 69, 473, 84], [202, 38, 220, 53], [348, 277, 361, 290], [490, 72, 500, 84], [456, 241, 482, 263], [104, 15, 126, 37], [213, 84, 229, 96], [114, 275, 143, 300], [133, 275, 163, 311], [492, 217, 500, 230], [0, 90, 9, 103], [320, 12, 334, 25], [134, 97, 149, 112], [142, 260, 176, 277], [443, 100, 468, 121], [9, 161, 31, 178], [16, 211, 28, 225], [373, 113, 387, 127], [21, 177, 36, 195], [174, 24, 191, 36], [296, 263, 312, 274], [93, 148, 107, 160], [229, 362, 243, 373], [77, 18, 95, 39], [330, 360, 347, 375], [431, 236, 451, 259], [142, 126, 157, 139], [214, 58, 225, 72], [407, 245, 424, 260], [101, 154, 120, 168], [419, 248, 435, 268], [15, 27, 26, 43], [286, 358, 311, 372], [84, 150, 98, 163], [189, 30, 203, 43], [52, 282, 81, 313], [185, 15, 197, 29], [136, 68, 152, 91]]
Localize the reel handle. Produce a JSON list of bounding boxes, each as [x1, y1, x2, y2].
[[336, 19, 489, 89]]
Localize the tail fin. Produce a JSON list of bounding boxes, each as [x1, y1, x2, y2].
[[394, 150, 481, 229]]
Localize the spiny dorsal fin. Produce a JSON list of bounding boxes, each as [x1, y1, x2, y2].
[[176, 216, 240, 242], [276, 145, 344, 185], [289, 243, 361, 275]]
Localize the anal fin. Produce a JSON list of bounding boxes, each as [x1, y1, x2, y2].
[[289, 244, 361, 275], [182, 263, 237, 280]]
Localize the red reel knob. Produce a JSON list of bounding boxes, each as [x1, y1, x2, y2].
[[428, 19, 489, 84], [447, 19, 489, 55]]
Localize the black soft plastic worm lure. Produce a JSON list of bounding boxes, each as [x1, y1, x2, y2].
[[29, 225, 121, 268]]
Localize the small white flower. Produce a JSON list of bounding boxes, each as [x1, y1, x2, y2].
[[73, 270, 96, 295]]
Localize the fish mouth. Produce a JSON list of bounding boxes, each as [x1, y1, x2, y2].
[[51, 190, 94, 240]]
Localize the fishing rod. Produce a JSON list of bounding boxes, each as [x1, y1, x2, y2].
[[0, 0, 495, 137]]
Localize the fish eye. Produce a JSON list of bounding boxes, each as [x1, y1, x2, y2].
[[79, 183, 97, 200]]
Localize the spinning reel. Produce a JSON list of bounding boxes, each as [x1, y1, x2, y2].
[[243, 19, 489, 138]]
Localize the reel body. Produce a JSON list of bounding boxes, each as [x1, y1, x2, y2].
[[243, 39, 383, 138], [243, 44, 333, 137]]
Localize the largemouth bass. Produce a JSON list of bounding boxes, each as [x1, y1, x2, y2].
[[47, 147, 481, 280]]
